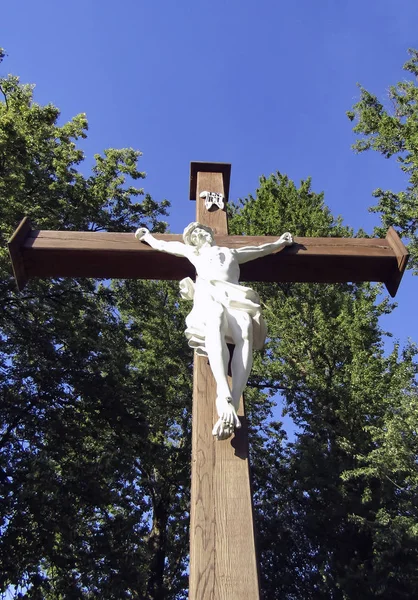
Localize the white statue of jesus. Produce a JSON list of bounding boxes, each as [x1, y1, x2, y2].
[[135, 223, 293, 440]]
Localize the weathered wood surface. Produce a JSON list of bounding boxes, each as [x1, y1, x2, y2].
[[189, 161, 231, 201], [190, 356, 260, 600], [8, 219, 408, 296], [188, 169, 260, 599]]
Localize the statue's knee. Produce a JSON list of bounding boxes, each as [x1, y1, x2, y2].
[[207, 309, 226, 332], [241, 316, 253, 341]]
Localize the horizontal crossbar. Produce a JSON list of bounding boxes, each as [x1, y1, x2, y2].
[[8, 218, 408, 296]]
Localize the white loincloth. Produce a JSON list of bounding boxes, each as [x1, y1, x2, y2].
[[179, 277, 267, 357]]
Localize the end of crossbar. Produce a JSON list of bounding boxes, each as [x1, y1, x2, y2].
[[384, 226, 409, 297], [8, 217, 33, 291]]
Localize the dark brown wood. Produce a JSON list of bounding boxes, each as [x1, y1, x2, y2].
[[385, 226, 410, 297], [8, 223, 408, 296], [189, 166, 260, 599], [12, 229, 194, 289], [7, 216, 32, 291]]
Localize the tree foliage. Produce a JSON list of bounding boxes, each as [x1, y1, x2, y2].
[[0, 49, 191, 599], [347, 48, 418, 272], [1, 50, 418, 600], [230, 173, 418, 599]]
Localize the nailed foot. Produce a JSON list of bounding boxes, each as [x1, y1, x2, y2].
[[212, 397, 241, 441]]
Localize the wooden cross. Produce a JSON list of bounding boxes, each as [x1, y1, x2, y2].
[[8, 162, 408, 600]]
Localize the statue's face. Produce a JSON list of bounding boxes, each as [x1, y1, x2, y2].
[[190, 227, 214, 248]]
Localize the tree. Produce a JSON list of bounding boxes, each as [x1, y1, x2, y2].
[[2, 49, 418, 600], [230, 173, 418, 599], [0, 49, 191, 599], [347, 48, 418, 273]]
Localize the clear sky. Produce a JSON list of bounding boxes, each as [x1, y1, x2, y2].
[[1, 0, 417, 348]]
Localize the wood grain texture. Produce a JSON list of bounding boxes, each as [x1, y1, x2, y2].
[[189, 167, 260, 599], [189, 357, 260, 599], [195, 172, 227, 233], [189, 355, 217, 598], [213, 400, 260, 599], [189, 162, 231, 201], [9, 222, 408, 297]]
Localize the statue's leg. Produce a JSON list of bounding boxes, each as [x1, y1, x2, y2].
[[205, 307, 241, 439], [227, 310, 253, 410], [204, 306, 231, 401]]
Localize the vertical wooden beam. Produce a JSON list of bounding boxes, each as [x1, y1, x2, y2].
[[189, 163, 260, 599]]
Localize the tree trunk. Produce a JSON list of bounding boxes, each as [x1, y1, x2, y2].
[[146, 495, 169, 600]]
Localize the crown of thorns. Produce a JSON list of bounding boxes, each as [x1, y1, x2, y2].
[[183, 222, 214, 245]]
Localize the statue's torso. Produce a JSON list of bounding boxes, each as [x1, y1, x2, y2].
[[192, 246, 240, 284]]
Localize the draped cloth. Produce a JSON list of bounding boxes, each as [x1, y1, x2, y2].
[[179, 276, 267, 357]]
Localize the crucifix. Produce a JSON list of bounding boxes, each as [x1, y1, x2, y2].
[[8, 162, 408, 599]]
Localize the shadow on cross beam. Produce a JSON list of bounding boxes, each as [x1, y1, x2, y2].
[[8, 217, 409, 297], [230, 416, 251, 461]]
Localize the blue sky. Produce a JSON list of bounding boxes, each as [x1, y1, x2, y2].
[[1, 0, 417, 349]]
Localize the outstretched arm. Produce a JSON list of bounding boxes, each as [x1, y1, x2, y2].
[[135, 227, 190, 258], [234, 232, 293, 264]]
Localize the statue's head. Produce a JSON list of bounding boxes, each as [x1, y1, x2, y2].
[[183, 222, 214, 247]]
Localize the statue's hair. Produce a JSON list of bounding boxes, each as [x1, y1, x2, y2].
[[183, 222, 214, 246]]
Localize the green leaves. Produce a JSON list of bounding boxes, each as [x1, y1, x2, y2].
[[230, 172, 346, 238], [1, 47, 417, 600], [0, 53, 186, 599], [349, 48, 418, 273], [0, 72, 169, 243], [230, 172, 418, 599]]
